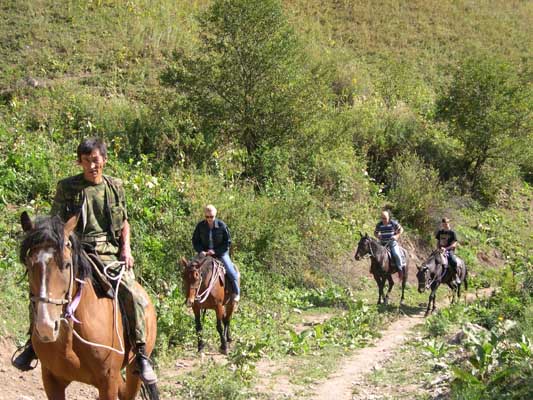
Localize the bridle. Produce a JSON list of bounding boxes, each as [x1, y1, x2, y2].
[[356, 236, 376, 259], [28, 240, 76, 309], [420, 250, 447, 289]]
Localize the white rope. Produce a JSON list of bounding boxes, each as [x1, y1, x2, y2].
[[195, 260, 223, 304], [61, 260, 126, 355]]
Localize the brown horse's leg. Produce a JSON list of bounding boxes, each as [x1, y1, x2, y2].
[[224, 303, 235, 343], [193, 305, 204, 352], [41, 367, 68, 400], [216, 304, 228, 354], [98, 381, 121, 400], [119, 364, 142, 400]]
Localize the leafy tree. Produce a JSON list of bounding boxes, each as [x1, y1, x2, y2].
[[436, 54, 531, 198], [161, 0, 317, 182]]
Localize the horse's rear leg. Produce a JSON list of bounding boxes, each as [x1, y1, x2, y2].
[[42, 367, 68, 400], [385, 275, 394, 305], [216, 304, 228, 354], [399, 275, 406, 306]]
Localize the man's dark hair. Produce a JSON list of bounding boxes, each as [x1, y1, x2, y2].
[[77, 138, 107, 161]]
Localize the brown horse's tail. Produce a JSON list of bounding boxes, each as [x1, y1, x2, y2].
[[141, 382, 159, 400]]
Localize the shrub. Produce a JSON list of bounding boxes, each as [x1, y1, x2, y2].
[[386, 152, 446, 229]]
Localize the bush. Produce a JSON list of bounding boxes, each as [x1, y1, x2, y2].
[[386, 152, 446, 229]]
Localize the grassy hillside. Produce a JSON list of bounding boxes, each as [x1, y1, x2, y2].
[[0, 1, 531, 398]]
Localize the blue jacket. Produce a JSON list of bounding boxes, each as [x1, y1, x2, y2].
[[192, 219, 231, 257]]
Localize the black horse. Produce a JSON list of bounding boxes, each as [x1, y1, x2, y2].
[[416, 249, 468, 316], [354, 234, 409, 306]]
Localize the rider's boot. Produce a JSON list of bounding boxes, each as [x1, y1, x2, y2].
[[136, 344, 158, 384], [12, 340, 37, 371]]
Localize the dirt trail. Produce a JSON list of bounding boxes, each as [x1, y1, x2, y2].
[[312, 312, 423, 400], [310, 289, 493, 400]]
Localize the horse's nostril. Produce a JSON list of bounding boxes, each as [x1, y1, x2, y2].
[[54, 320, 59, 332]]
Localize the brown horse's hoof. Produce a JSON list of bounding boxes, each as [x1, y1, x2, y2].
[[220, 347, 228, 355]]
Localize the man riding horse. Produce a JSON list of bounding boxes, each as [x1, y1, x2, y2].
[[192, 205, 240, 302], [374, 210, 406, 280], [435, 217, 461, 285], [13, 138, 157, 384]]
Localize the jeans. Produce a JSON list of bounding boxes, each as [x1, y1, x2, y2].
[[386, 240, 404, 271], [220, 252, 240, 295], [447, 251, 458, 269]]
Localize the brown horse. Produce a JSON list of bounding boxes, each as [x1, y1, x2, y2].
[[19, 212, 158, 400], [180, 255, 237, 354], [354, 234, 409, 306]]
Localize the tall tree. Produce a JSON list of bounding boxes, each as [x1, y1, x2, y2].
[[436, 54, 531, 197], [162, 0, 315, 182]]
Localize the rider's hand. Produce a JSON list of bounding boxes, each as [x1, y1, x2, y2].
[[207, 249, 215, 256], [120, 249, 135, 269]]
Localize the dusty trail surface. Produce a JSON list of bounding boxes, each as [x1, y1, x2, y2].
[[312, 311, 424, 400]]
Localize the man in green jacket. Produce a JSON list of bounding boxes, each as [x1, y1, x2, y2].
[[13, 138, 157, 384]]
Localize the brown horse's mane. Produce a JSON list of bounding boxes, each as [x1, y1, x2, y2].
[[20, 215, 92, 281]]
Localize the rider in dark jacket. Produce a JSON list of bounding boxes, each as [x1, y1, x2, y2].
[[192, 205, 240, 301]]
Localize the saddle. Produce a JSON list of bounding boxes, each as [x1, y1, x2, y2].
[[81, 247, 115, 299], [382, 243, 407, 270], [209, 257, 239, 298]]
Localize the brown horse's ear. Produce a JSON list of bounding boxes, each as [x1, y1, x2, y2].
[[63, 214, 79, 237], [179, 257, 188, 267], [21, 211, 34, 232], [416, 264, 421, 271]]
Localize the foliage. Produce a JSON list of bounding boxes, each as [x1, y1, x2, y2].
[[451, 321, 533, 400], [435, 53, 532, 202], [386, 152, 446, 229], [161, 0, 321, 182]]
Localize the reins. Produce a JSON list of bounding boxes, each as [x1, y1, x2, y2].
[[192, 258, 224, 304], [60, 260, 126, 355]]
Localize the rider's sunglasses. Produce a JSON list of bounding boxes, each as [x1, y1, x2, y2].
[[205, 215, 215, 219]]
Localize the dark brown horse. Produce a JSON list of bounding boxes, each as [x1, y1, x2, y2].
[[180, 255, 237, 354], [354, 234, 409, 306], [417, 249, 468, 316], [19, 212, 158, 400]]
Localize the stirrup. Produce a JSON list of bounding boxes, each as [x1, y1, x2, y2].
[[135, 352, 158, 384], [11, 343, 38, 371]]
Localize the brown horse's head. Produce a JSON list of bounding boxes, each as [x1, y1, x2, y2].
[[20, 212, 88, 342], [354, 233, 372, 260], [180, 256, 205, 307]]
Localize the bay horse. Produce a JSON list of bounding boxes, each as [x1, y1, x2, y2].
[[417, 249, 468, 316], [19, 212, 159, 400], [354, 234, 409, 306], [180, 255, 237, 354]]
